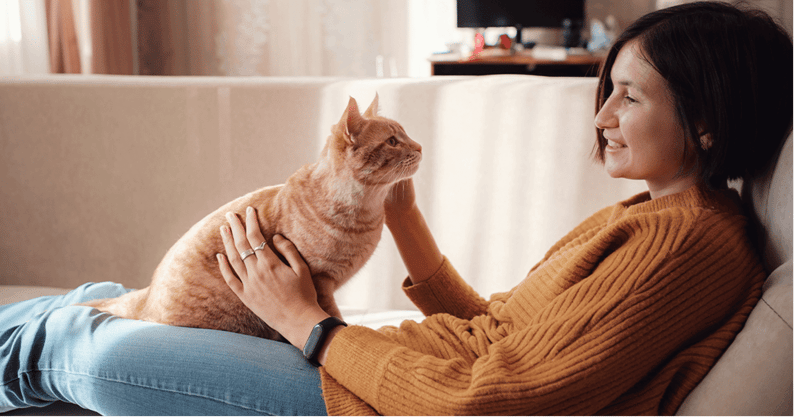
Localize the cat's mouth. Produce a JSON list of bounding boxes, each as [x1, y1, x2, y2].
[[406, 152, 422, 166], [398, 153, 422, 178], [370, 154, 420, 185]]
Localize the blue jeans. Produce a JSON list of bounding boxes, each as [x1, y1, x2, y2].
[[0, 282, 327, 415]]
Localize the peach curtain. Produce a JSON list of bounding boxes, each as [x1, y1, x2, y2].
[[46, 0, 133, 75], [136, 0, 180, 75], [135, 0, 218, 75], [45, 0, 81, 73], [89, 0, 133, 74]]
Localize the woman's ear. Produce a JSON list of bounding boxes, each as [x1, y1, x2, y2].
[[699, 132, 714, 151], [696, 121, 713, 151]]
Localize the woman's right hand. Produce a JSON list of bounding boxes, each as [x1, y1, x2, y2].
[[383, 178, 444, 285], [385, 178, 417, 222]]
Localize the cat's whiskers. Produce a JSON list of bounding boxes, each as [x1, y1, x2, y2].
[[371, 154, 418, 187]]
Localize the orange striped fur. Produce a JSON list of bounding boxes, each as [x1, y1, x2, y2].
[[81, 95, 422, 340]]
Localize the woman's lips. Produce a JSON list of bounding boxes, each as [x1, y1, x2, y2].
[[606, 139, 627, 150]]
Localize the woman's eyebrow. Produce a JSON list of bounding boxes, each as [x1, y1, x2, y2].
[[615, 79, 646, 95]]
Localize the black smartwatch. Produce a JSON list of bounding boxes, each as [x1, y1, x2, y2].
[[303, 316, 347, 367]]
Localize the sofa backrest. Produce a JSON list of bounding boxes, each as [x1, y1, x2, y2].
[[677, 134, 793, 415], [0, 75, 648, 307]]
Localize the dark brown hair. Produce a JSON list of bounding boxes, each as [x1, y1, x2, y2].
[[594, 1, 792, 188]]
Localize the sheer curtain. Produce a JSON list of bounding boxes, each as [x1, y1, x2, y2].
[[0, 0, 49, 76], [137, 0, 456, 77]]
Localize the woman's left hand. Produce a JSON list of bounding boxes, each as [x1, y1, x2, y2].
[[217, 206, 330, 349]]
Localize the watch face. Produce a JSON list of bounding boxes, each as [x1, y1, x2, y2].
[[303, 324, 323, 357]]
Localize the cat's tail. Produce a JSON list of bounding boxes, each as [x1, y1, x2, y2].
[[77, 287, 152, 321]]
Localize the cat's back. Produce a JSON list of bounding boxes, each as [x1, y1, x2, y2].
[[147, 184, 283, 293]]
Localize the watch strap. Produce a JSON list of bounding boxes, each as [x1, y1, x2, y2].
[[303, 316, 347, 367]]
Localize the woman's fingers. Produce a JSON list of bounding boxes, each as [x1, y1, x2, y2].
[[217, 253, 243, 293], [245, 206, 268, 254], [225, 212, 251, 254], [274, 235, 310, 277], [223, 207, 281, 274], [220, 208, 310, 293], [243, 206, 286, 271], [220, 224, 248, 280], [385, 178, 417, 218]]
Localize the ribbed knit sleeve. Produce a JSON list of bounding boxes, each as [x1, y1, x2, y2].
[[402, 206, 619, 320], [402, 256, 491, 319], [319, 186, 765, 415]]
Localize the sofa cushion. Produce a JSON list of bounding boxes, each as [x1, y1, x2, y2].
[[676, 261, 793, 415], [0, 285, 71, 306], [745, 134, 794, 273], [677, 134, 793, 415]]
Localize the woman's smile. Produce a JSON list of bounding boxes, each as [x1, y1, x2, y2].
[[605, 139, 627, 151]]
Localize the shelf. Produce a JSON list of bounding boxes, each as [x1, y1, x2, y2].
[[429, 49, 605, 77]]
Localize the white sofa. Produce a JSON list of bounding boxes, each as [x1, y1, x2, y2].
[[0, 75, 791, 415]]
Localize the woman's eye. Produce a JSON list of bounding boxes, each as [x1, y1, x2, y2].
[[623, 96, 637, 104]]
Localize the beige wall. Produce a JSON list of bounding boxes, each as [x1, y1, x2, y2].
[[747, 0, 793, 34], [587, 0, 657, 31], [588, 0, 792, 35]]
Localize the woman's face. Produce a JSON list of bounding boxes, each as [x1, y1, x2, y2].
[[594, 40, 699, 199]]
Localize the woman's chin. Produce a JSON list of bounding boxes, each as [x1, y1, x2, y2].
[[604, 165, 625, 179]]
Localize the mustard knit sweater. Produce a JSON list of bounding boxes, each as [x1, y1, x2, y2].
[[319, 184, 765, 415]]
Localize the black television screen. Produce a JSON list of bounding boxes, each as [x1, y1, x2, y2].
[[457, 0, 584, 29]]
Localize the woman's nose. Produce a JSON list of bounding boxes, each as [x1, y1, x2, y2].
[[594, 101, 617, 130]]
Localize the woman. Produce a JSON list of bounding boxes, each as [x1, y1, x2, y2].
[[1, 2, 791, 415]]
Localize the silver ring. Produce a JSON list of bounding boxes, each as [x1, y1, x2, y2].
[[240, 249, 255, 261], [253, 241, 267, 252]]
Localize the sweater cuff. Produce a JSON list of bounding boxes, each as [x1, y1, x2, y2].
[[402, 256, 489, 319], [322, 325, 403, 412]]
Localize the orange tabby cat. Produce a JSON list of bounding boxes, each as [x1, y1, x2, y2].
[[81, 95, 422, 340]]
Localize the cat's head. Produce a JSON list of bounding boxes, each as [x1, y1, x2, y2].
[[327, 94, 422, 186]]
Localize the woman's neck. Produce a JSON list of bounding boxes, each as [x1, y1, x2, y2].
[[646, 175, 701, 200]]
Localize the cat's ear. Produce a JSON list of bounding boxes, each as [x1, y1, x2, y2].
[[363, 93, 379, 119], [336, 96, 364, 144]]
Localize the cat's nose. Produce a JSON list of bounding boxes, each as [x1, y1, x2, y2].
[[410, 139, 422, 153]]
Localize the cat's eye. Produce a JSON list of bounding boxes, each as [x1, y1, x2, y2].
[[387, 137, 398, 147]]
